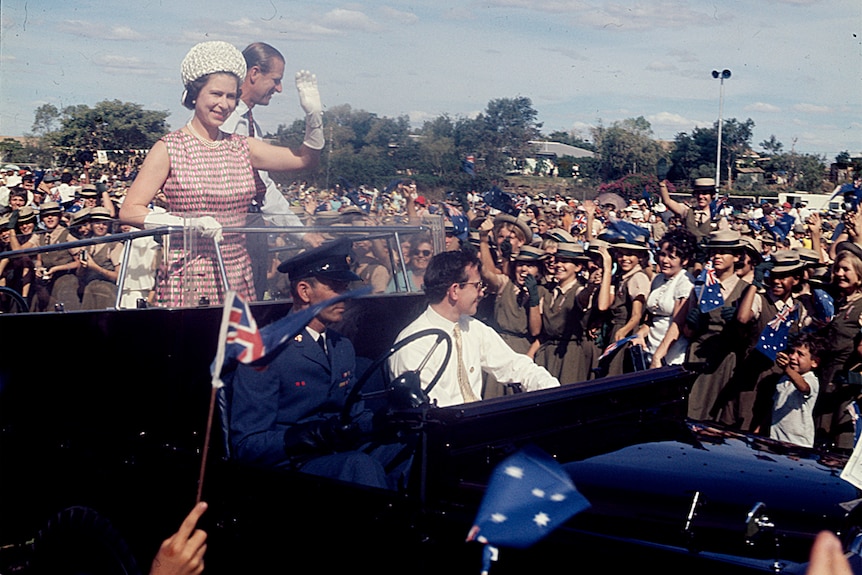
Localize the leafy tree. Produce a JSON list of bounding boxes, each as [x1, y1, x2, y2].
[[0, 139, 25, 163], [759, 135, 783, 155], [41, 100, 169, 168], [31, 104, 61, 137], [592, 117, 663, 181]]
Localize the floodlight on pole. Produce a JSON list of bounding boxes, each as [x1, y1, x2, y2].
[[712, 69, 731, 194]]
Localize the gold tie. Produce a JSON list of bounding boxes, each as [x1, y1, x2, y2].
[[453, 324, 479, 403]]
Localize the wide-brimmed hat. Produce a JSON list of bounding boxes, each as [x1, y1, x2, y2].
[[89, 206, 113, 221], [692, 178, 716, 194], [39, 201, 62, 216], [70, 207, 92, 226], [554, 242, 590, 261], [740, 236, 763, 263], [494, 213, 533, 244], [16, 206, 37, 225], [545, 228, 574, 243], [606, 233, 651, 252], [795, 247, 825, 268], [79, 184, 99, 199], [704, 229, 744, 251], [768, 250, 805, 275], [511, 245, 547, 263], [835, 241, 862, 261]]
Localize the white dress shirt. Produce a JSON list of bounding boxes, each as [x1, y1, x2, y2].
[[220, 103, 305, 230], [388, 306, 560, 407]]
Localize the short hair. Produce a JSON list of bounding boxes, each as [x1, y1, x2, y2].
[[786, 332, 824, 361], [423, 249, 481, 303], [657, 227, 697, 264], [242, 42, 285, 74]]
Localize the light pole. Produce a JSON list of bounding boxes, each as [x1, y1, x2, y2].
[[712, 69, 731, 194]]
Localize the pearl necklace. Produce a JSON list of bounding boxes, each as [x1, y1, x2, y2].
[[186, 121, 223, 148]]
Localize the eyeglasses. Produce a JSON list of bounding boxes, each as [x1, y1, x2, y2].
[[412, 249, 432, 257], [458, 280, 486, 291]]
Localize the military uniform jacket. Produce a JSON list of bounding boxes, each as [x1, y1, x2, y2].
[[229, 327, 359, 468]]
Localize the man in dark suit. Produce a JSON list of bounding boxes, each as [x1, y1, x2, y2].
[[229, 239, 411, 489]]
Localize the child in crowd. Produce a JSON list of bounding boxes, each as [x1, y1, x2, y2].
[[763, 332, 822, 448]]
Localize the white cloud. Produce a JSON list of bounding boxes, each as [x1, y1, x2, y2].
[[379, 6, 420, 25], [746, 102, 782, 113], [646, 61, 676, 72], [794, 103, 832, 114], [321, 9, 382, 33], [105, 26, 144, 41]]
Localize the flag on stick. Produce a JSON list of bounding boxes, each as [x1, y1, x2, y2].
[[754, 303, 798, 361], [598, 334, 639, 362], [466, 445, 589, 573], [696, 261, 724, 312]]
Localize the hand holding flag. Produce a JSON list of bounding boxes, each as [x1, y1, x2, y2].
[[696, 261, 724, 312], [755, 303, 798, 361]]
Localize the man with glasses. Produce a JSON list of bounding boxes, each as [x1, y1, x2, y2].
[[388, 249, 560, 407]]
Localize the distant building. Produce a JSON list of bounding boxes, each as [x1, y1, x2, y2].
[[507, 140, 596, 177]]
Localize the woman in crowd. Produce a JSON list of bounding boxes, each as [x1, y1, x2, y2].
[[633, 227, 697, 368], [814, 241, 862, 449], [387, 233, 433, 292], [478, 217, 548, 396], [120, 40, 322, 306], [77, 207, 124, 310], [599, 233, 651, 376], [535, 242, 605, 384]]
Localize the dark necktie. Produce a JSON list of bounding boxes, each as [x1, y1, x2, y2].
[[246, 108, 255, 137], [317, 334, 328, 358]]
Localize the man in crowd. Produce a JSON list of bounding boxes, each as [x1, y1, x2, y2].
[[388, 249, 560, 407], [221, 41, 325, 298]]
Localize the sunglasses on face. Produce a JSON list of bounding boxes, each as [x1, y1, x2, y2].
[[412, 249, 432, 257]]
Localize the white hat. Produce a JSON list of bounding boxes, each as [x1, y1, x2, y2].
[[181, 41, 246, 88], [4, 174, 22, 188]]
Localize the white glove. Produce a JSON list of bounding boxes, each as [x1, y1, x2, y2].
[[143, 211, 223, 243], [296, 70, 324, 150], [188, 216, 223, 244]]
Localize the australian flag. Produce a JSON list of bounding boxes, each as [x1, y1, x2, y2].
[[812, 288, 835, 324], [755, 303, 798, 361], [598, 334, 639, 362], [211, 291, 265, 387], [697, 261, 724, 312], [466, 445, 590, 550]]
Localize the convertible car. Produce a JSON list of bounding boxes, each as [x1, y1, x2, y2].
[[1, 225, 860, 575]]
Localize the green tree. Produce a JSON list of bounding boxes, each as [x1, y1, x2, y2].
[[43, 100, 169, 167], [592, 116, 663, 181], [0, 139, 25, 163], [31, 104, 61, 137], [759, 135, 783, 155]]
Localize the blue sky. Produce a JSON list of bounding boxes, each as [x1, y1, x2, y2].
[[1, 0, 860, 160]]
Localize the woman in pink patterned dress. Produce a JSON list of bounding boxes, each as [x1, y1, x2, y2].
[[120, 41, 323, 306]]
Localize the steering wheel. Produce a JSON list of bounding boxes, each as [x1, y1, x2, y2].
[[340, 328, 452, 424]]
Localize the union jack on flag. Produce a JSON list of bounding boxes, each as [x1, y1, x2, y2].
[[755, 302, 798, 361], [598, 334, 638, 362], [697, 261, 724, 312], [211, 291, 265, 387]]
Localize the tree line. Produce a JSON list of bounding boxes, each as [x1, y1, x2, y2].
[[1, 97, 856, 203]]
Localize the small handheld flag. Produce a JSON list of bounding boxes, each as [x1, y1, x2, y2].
[[598, 334, 639, 362], [463, 155, 476, 177], [812, 288, 835, 324], [697, 261, 724, 312], [466, 445, 590, 550], [754, 303, 798, 361]]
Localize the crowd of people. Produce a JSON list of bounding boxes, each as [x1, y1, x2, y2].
[[2, 36, 862, 572]]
